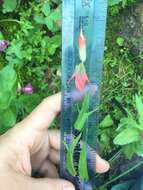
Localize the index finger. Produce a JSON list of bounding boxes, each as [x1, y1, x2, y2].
[[21, 93, 61, 131]]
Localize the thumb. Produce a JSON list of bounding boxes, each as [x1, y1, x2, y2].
[[30, 178, 75, 190]]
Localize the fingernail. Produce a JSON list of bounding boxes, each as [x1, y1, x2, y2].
[[102, 159, 110, 171]]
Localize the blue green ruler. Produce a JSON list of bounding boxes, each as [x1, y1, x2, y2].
[[60, 0, 108, 189]]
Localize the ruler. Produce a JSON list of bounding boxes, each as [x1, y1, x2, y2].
[[60, 0, 108, 189]]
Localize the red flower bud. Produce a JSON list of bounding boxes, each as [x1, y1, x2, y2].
[[71, 63, 89, 91], [78, 29, 86, 63], [78, 28, 86, 49]]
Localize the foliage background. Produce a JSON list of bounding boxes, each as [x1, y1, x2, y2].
[[1, 0, 143, 189]]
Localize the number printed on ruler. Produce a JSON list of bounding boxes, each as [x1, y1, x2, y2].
[[82, 0, 93, 8], [79, 16, 89, 28]]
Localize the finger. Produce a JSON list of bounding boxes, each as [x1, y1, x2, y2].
[[31, 132, 50, 171], [49, 130, 60, 150], [20, 93, 61, 131], [31, 130, 60, 170], [96, 154, 110, 173], [39, 160, 59, 178], [30, 178, 75, 190], [48, 149, 60, 164]]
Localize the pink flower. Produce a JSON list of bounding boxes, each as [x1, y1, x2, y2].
[[0, 40, 9, 52], [22, 83, 33, 94], [78, 28, 86, 63], [71, 63, 89, 91]]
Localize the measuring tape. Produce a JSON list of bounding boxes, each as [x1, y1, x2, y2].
[[60, 0, 108, 189]]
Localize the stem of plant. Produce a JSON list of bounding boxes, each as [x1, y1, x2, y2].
[[95, 149, 122, 178], [0, 19, 21, 24], [108, 149, 122, 163], [99, 159, 143, 188]]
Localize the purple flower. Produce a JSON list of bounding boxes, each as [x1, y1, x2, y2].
[[0, 40, 9, 52], [22, 83, 33, 94]]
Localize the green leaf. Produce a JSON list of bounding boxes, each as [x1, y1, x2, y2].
[[116, 37, 124, 46], [74, 113, 88, 132], [6, 41, 24, 60], [0, 90, 13, 109], [117, 110, 139, 131], [100, 114, 113, 128], [108, 0, 122, 6], [79, 143, 89, 180], [135, 95, 143, 126], [0, 65, 17, 90], [123, 144, 135, 159], [0, 32, 4, 40], [0, 66, 17, 109], [34, 15, 45, 24], [134, 141, 143, 157], [66, 133, 82, 176], [42, 2, 51, 16], [0, 107, 17, 127], [74, 95, 89, 131], [44, 17, 54, 31], [74, 96, 96, 131], [47, 35, 61, 54], [114, 128, 140, 145], [2, 0, 17, 13], [50, 6, 61, 21]]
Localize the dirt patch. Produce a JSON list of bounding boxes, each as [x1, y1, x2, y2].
[[121, 1, 143, 63]]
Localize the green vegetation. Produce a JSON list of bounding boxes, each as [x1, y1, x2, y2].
[[0, 0, 143, 189]]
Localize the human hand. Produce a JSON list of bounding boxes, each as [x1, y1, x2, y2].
[[0, 93, 109, 190]]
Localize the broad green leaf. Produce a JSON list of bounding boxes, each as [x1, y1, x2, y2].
[[100, 114, 113, 128], [0, 90, 12, 109], [114, 128, 140, 145], [79, 143, 89, 180], [66, 133, 82, 176], [0, 66, 17, 110], [0, 107, 17, 127], [42, 2, 51, 16], [135, 95, 143, 126], [0, 65, 17, 90], [117, 110, 139, 131], [2, 0, 17, 13], [134, 141, 143, 157]]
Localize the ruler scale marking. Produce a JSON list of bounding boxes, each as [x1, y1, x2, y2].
[[61, 0, 108, 189]]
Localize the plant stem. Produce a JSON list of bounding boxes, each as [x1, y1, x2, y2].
[[96, 149, 122, 178], [0, 19, 21, 24], [99, 159, 143, 188], [108, 149, 122, 163]]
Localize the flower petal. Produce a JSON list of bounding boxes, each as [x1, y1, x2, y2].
[[75, 74, 85, 91]]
